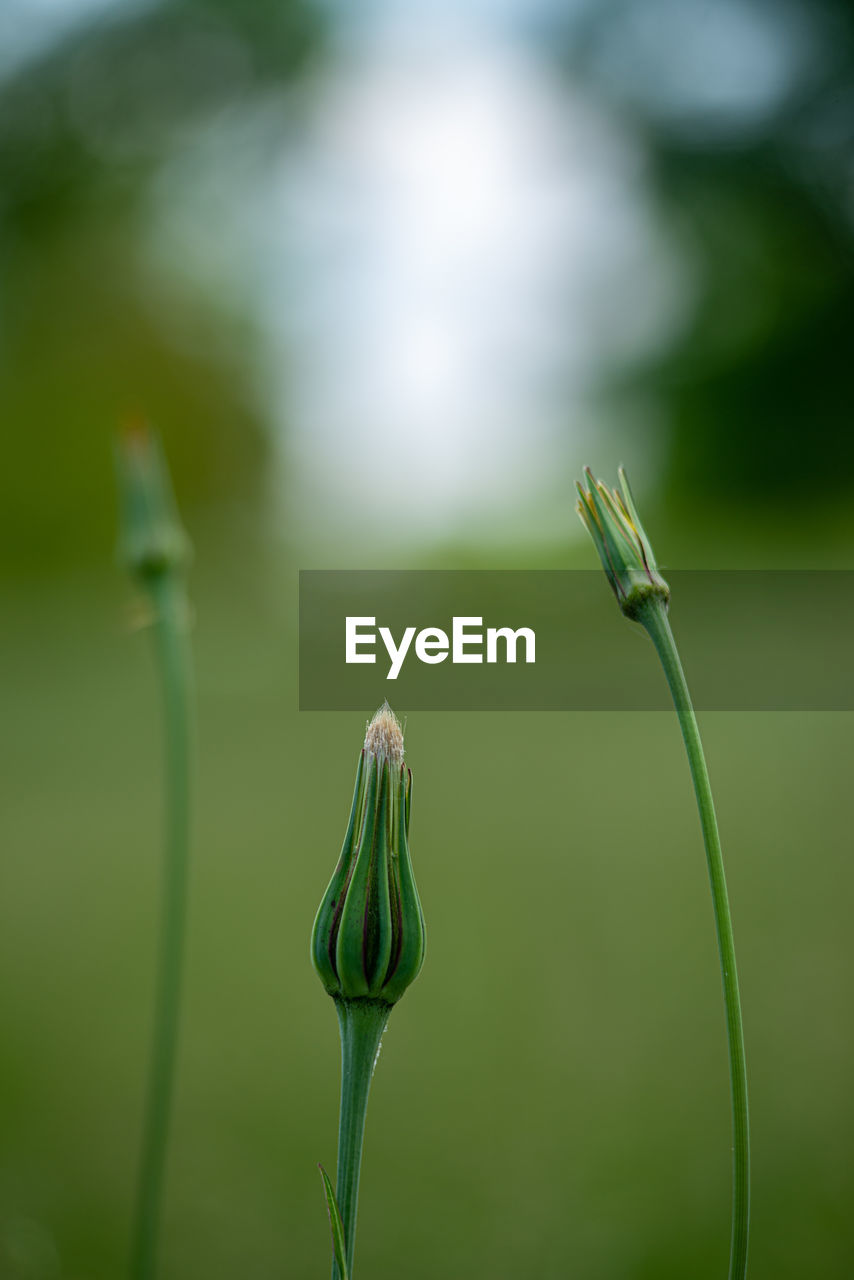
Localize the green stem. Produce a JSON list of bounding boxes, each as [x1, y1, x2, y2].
[[636, 597, 749, 1280], [332, 999, 391, 1280], [131, 574, 194, 1280]]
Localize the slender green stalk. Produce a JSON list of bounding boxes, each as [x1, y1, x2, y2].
[[636, 596, 750, 1280], [577, 466, 749, 1275], [332, 1000, 391, 1280], [312, 706, 425, 1279], [130, 573, 194, 1280]]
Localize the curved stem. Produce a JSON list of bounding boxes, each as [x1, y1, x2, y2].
[[131, 574, 194, 1280], [332, 999, 391, 1280], [637, 598, 749, 1280]]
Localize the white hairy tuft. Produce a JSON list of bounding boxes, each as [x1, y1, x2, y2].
[[364, 701, 404, 765]]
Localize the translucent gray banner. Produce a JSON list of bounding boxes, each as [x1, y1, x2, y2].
[[299, 570, 853, 710]]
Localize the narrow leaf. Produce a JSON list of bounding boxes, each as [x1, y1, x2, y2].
[[318, 1163, 349, 1280]]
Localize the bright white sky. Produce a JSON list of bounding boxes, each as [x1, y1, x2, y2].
[[255, 0, 803, 555], [12, 0, 804, 557], [146, 14, 686, 557], [261, 17, 684, 554]]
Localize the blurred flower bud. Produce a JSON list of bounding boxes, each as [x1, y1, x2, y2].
[[576, 465, 670, 618], [115, 423, 192, 582], [312, 704, 425, 1006]]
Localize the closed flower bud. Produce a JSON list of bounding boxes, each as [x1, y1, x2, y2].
[[312, 703, 425, 1006], [576, 465, 669, 618], [115, 423, 192, 582]]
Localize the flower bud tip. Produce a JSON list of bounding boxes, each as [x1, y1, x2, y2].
[[364, 701, 404, 766], [576, 465, 669, 618]]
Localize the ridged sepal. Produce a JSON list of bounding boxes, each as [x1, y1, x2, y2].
[[312, 740, 425, 1005]]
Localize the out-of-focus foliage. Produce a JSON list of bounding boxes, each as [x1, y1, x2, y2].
[[557, 0, 854, 501], [0, 0, 325, 574]]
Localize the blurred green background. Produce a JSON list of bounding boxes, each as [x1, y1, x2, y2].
[[2, 0, 853, 1277]]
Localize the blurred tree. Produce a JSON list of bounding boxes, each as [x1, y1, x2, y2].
[[558, 0, 854, 503], [0, 0, 326, 574]]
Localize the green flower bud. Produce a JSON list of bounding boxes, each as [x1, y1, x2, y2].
[[312, 704, 425, 1006], [576, 465, 670, 619], [115, 422, 192, 582]]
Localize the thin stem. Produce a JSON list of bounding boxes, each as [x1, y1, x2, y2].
[[131, 573, 194, 1280], [333, 999, 391, 1280], [636, 597, 750, 1280]]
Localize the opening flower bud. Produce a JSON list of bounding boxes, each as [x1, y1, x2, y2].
[[312, 703, 425, 1006], [576, 465, 670, 618]]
